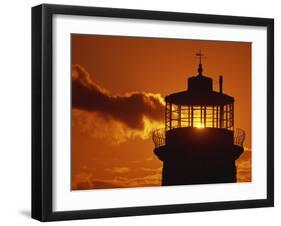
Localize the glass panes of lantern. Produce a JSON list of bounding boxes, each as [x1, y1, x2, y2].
[[165, 103, 233, 131]]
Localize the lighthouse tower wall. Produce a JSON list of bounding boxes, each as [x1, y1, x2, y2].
[[155, 127, 240, 186]]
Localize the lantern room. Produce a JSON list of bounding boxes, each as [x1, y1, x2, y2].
[[165, 59, 234, 131]]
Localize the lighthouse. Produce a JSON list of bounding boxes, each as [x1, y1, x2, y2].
[[152, 51, 245, 186]]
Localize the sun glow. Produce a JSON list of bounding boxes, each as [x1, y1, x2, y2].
[[193, 119, 205, 128], [194, 123, 205, 129], [193, 108, 205, 129]]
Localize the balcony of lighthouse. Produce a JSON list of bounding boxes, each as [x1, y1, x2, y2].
[[152, 127, 245, 161]]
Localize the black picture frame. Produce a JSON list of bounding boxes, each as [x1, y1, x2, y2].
[[32, 4, 274, 222]]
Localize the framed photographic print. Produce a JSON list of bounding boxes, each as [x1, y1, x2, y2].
[[32, 4, 274, 221]]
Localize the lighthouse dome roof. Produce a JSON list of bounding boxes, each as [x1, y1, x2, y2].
[[165, 73, 234, 106]]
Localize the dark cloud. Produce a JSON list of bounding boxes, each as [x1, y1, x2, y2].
[[72, 64, 165, 130]]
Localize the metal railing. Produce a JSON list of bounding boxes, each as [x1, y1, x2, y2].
[[152, 127, 245, 148], [234, 128, 245, 147], [152, 128, 166, 148]]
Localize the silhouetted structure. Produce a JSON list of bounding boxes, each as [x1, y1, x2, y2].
[[152, 51, 245, 186]]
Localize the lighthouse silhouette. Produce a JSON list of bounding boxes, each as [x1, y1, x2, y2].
[[152, 51, 245, 186]]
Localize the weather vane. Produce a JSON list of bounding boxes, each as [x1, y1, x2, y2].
[[196, 49, 206, 76], [196, 49, 206, 64]]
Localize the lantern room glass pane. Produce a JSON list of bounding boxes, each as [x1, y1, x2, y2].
[[181, 105, 190, 127], [165, 102, 171, 130], [165, 102, 233, 131], [206, 106, 213, 128], [171, 104, 180, 128], [193, 106, 203, 128]]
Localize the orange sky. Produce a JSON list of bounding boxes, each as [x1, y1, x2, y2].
[[71, 34, 252, 190]]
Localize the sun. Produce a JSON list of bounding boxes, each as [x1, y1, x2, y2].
[[195, 123, 205, 129]]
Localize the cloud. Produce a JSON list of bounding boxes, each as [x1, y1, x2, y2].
[[72, 165, 162, 190], [236, 150, 251, 182], [72, 109, 163, 144], [106, 167, 130, 174], [72, 173, 162, 190], [72, 64, 165, 130], [138, 167, 162, 173]]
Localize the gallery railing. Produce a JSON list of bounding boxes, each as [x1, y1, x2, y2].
[[152, 128, 165, 148], [152, 127, 245, 149], [234, 128, 245, 147]]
